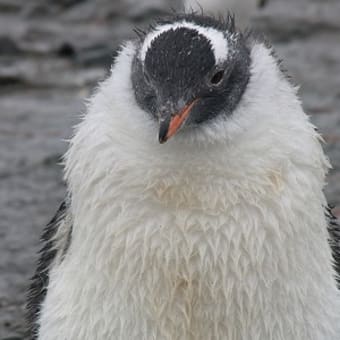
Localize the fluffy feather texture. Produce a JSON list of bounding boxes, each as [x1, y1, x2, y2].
[[27, 200, 72, 339], [34, 31, 340, 339], [184, 0, 265, 28]]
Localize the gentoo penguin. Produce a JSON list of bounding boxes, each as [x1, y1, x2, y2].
[[184, 0, 269, 28], [27, 8, 340, 340]]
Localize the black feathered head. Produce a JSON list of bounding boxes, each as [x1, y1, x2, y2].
[[132, 14, 251, 143]]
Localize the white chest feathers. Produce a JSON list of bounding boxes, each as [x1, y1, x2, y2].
[[39, 163, 340, 340]]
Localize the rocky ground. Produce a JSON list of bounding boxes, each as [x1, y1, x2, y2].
[[0, 0, 339, 338]]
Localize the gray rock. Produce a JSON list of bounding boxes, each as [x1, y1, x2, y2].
[[0, 37, 21, 55]]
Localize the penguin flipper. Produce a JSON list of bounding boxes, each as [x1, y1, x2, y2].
[[327, 205, 340, 288], [26, 200, 73, 339]]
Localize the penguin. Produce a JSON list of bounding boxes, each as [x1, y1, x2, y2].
[[27, 6, 340, 340]]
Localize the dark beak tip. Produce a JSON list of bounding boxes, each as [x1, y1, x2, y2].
[[158, 118, 170, 144], [158, 133, 168, 144]]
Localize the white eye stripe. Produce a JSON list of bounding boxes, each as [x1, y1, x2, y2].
[[140, 21, 229, 64]]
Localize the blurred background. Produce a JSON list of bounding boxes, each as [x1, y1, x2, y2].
[[0, 0, 339, 338]]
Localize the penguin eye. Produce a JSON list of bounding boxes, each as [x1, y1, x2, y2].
[[210, 70, 225, 85]]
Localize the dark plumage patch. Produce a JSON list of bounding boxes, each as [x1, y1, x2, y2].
[[144, 27, 216, 96], [132, 12, 251, 131], [326, 206, 340, 287], [26, 200, 72, 339]]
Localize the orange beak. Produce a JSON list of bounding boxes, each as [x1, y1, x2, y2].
[[158, 99, 198, 143]]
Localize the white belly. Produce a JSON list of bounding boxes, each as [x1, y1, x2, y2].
[[38, 194, 340, 340]]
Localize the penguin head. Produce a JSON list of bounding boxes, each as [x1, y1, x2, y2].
[[132, 15, 251, 143]]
